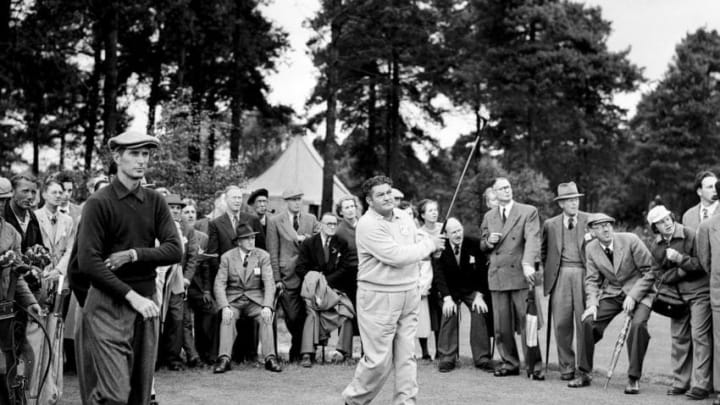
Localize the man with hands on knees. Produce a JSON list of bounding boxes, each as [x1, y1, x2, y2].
[[213, 223, 281, 374], [70, 131, 183, 405], [570, 213, 656, 395], [434, 217, 494, 373]]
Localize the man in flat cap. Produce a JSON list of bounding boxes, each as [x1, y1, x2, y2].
[[540, 182, 590, 381], [266, 188, 319, 361], [69, 130, 182, 404], [569, 213, 656, 394], [213, 223, 281, 373], [248, 188, 270, 236]]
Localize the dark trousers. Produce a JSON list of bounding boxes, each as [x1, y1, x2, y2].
[[160, 292, 184, 365], [491, 289, 528, 371], [669, 292, 712, 391], [181, 299, 199, 361], [186, 286, 216, 363], [81, 287, 159, 405], [279, 288, 305, 360], [437, 293, 492, 366], [579, 296, 651, 379]]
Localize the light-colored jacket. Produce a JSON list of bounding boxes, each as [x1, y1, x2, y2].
[[541, 211, 590, 295], [34, 208, 75, 274], [355, 208, 435, 292], [695, 215, 720, 308], [682, 202, 720, 232], [585, 232, 656, 308], [266, 211, 320, 290], [214, 247, 275, 310]]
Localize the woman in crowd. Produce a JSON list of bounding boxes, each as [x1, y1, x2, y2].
[[416, 199, 442, 360], [645, 205, 712, 400]]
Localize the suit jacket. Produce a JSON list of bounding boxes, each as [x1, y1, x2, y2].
[[480, 202, 541, 291], [194, 217, 210, 235], [695, 215, 720, 308], [189, 230, 211, 292], [207, 212, 265, 282], [433, 236, 490, 300], [295, 233, 357, 296], [4, 203, 43, 252], [0, 218, 36, 308], [214, 247, 275, 309], [266, 211, 320, 290], [541, 211, 590, 295], [585, 232, 657, 308], [682, 202, 720, 232], [34, 208, 75, 274]]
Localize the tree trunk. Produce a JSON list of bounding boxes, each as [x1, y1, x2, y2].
[[84, 24, 102, 171], [0, 0, 9, 45], [102, 0, 119, 144], [387, 50, 400, 178], [366, 68, 377, 178], [188, 92, 202, 164], [207, 116, 216, 167], [321, 0, 341, 215], [146, 31, 163, 135], [229, 0, 247, 163], [59, 132, 65, 168]]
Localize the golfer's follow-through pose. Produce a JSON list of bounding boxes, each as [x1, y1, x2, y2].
[[343, 175, 444, 405]]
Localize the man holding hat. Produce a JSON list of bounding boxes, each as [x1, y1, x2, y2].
[[266, 188, 319, 361], [569, 213, 656, 394], [247, 188, 270, 236], [540, 181, 590, 381], [69, 130, 182, 404], [213, 223, 281, 373]]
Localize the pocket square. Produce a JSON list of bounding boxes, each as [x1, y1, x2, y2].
[[469, 256, 476, 264]]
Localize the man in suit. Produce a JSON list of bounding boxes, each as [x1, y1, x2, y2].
[[159, 194, 200, 370], [295, 212, 357, 366], [696, 181, 720, 405], [248, 188, 270, 236], [35, 178, 75, 278], [480, 177, 542, 378], [55, 172, 82, 228], [212, 223, 281, 373], [434, 217, 493, 373], [682, 170, 719, 231], [541, 181, 589, 381], [4, 174, 44, 252], [207, 185, 264, 361], [266, 188, 320, 361], [570, 213, 656, 394]]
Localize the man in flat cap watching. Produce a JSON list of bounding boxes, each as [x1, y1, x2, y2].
[[541, 181, 590, 382], [69, 130, 182, 404], [266, 188, 319, 361], [569, 213, 656, 394]]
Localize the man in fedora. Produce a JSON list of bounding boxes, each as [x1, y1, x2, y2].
[[266, 188, 319, 361], [541, 181, 590, 381], [569, 213, 656, 394], [213, 223, 281, 373], [69, 130, 182, 404]]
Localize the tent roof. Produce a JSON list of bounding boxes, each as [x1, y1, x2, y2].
[[245, 135, 352, 205]]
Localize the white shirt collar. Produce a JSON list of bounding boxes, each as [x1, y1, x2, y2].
[[700, 201, 718, 219], [563, 213, 577, 228], [499, 200, 514, 216]]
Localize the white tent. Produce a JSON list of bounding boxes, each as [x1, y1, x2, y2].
[[245, 135, 352, 212]]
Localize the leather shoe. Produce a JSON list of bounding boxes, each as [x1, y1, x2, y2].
[[685, 387, 709, 400], [560, 372, 575, 381], [475, 361, 496, 373], [493, 368, 519, 377], [438, 361, 455, 373], [213, 356, 231, 374], [624, 378, 639, 395], [168, 362, 185, 371], [529, 370, 545, 381], [713, 394, 720, 405], [186, 356, 201, 368], [300, 354, 313, 368], [666, 387, 687, 396], [264, 356, 282, 372], [567, 374, 591, 388]]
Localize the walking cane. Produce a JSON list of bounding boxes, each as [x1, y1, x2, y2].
[[544, 298, 552, 374], [604, 314, 633, 389], [440, 117, 486, 232]]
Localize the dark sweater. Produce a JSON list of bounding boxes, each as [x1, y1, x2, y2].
[[70, 179, 182, 303]]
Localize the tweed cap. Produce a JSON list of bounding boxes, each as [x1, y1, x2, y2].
[[646, 205, 672, 225], [0, 177, 11, 198], [108, 130, 160, 150], [282, 188, 303, 200], [587, 213, 615, 227]]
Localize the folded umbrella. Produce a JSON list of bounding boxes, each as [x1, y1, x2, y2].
[[525, 287, 542, 375], [604, 314, 632, 389]]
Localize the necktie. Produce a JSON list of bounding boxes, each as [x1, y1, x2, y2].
[[233, 215, 239, 232], [454, 244, 460, 264], [604, 246, 613, 264], [59, 207, 67, 215], [702, 208, 708, 220], [568, 217, 574, 230], [323, 238, 330, 263], [50, 214, 57, 225], [501, 208, 507, 224], [293, 215, 299, 231]]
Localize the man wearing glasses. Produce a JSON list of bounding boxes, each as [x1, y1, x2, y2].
[[570, 213, 656, 394], [295, 212, 358, 366]]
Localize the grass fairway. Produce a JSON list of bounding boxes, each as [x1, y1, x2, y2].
[[60, 290, 685, 404]]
